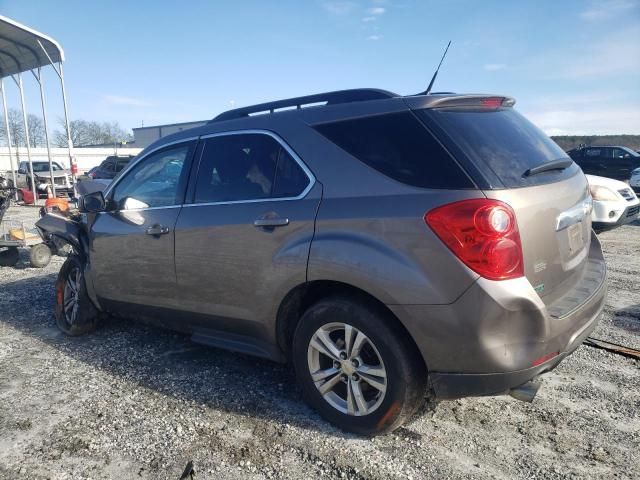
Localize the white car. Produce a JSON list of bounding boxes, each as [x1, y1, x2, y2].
[[630, 166, 640, 195], [586, 174, 640, 231]]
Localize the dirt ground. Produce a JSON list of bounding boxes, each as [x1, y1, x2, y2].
[[0, 205, 638, 480]]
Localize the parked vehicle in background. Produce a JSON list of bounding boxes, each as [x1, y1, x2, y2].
[[630, 167, 640, 194], [77, 166, 99, 180], [568, 146, 640, 181], [89, 155, 134, 181], [38, 89, 607, 435], [586, 175, 640, 231], [16, 160, 73, 198]]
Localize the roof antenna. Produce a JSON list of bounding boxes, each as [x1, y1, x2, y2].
[[419, 40, 451, 95]]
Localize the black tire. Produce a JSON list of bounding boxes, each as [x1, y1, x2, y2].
[[55, 255, 98, 335], [0, 246, 20, 267], [29, 243, 52, 268], [293, 296, 427, 436]]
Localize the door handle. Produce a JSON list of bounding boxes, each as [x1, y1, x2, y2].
[[253, 218, 289, 228], [145, 224, 170, 236]]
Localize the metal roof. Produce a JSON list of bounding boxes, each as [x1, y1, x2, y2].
[[0, 14, 64, 78]]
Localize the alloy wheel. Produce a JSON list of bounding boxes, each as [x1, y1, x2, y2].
[[63, 266, 81, 325], [307, 322, 387, 416]]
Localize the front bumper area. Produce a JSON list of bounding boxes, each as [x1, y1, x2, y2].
[[592, 199, 640, 231]]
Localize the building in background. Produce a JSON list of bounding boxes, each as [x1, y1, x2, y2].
[[132, 120, 207, 148]]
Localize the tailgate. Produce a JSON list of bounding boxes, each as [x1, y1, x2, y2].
[[484, 172, 592, 305]]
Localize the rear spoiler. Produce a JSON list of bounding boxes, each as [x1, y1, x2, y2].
[[404, 94, 516, 110]]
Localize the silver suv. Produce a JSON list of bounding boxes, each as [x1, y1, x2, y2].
[[38, 89, 607, 435]]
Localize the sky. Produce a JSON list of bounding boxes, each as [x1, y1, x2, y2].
[[1, 0, 639, 136]]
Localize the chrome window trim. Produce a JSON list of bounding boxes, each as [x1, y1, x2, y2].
[[100, 130, 316, 214], [183, 129, 316, 208]]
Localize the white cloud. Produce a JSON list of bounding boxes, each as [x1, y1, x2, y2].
[[483, 63, 507, 71], [525, 107, 640, 135], [103, 95, 153, 107], [321, 1, 357, 15], [367, 35, 382, 41], [580, 0, 638, 20], [367, 6, 386, 15], [362, 16, 377, 22]]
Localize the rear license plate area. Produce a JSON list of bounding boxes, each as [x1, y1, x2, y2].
[[567, 223, 584, 253]]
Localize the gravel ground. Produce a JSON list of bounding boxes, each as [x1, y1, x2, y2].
[[0, 206, 638, 480]]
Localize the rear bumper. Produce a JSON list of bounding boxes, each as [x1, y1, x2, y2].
[[389, 233, 607, 399], [428, 292, 602, 398]]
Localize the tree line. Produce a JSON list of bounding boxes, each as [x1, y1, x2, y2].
[[552, 135, 640, 152], [0, 108, 133, 148]]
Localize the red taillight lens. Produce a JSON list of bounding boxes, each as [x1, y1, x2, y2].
[[89, 171, 96, 178], [425, 199, 524, 281]]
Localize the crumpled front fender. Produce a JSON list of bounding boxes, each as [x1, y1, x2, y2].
[[35, 213, 87, 257]]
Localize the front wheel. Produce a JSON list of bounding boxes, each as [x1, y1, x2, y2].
[[293, 297, 427, 435], [55, 255, 98, 335]]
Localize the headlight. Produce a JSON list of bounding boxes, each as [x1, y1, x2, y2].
[[589, 185, 619, 201], [36, 176, 48, 183], [632, 167, 640, 175]]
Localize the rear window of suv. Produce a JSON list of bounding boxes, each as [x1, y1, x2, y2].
[[419, 108, 578, 188], [313, 112, 473, 189]]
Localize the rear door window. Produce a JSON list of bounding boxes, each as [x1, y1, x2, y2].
[[272, 148, 310, 198], [194, 134, 278, 203], [313, 112, 473, 189], [193, 133, 311, 203], [419, 108, 579, 188]]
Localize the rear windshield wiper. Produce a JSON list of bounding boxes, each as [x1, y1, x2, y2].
[[523, 158, 573, 177]]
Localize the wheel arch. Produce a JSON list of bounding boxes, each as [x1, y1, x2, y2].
[[275, 279, 427, 370]]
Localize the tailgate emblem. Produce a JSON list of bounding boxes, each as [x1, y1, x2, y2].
[[556, 197, 592, 231]]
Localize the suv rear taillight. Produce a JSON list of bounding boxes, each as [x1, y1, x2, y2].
[[425, 199, 524, 281]]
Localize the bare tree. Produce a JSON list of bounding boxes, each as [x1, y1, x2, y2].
[[53, 118, 92, 147], [53, 118, 132, 147], [0, 108, 25, 147], [26, 114, 45, 147]]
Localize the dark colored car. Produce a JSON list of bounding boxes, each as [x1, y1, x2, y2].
[[567, 146, 640, 180], [89, 155, 135, 180], [37, 89, 606, 435]]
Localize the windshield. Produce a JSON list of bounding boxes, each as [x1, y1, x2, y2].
[[419, 108, 578, 188], [32, 162, 64, 172]]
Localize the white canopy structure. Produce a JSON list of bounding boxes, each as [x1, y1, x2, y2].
[[0, 14, 74, 201]]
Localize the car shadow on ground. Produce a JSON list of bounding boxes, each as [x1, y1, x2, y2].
[[0, 273, 353, 437], [612, 304, 640, 334]]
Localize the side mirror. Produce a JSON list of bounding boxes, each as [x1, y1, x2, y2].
[[79, 191, 106, 213]]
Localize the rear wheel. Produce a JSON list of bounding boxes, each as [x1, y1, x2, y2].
[[293, 297, 427, 435], [55, 255, 98, 335], [0, 246, 19, 267]]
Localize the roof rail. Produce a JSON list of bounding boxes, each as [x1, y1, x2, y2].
[[210, 88, 398, 123]]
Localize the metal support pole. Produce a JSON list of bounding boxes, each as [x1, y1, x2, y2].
[[34, 67, 56, 197], [0, 78, 18, 199], [58, 62, 75, 185], [37, 42, 75, 187], [14, 73, 37, 204]]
